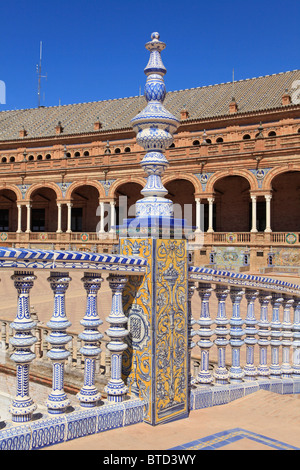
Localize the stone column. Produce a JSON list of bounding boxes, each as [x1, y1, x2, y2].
[[16, 204, 22, 233], [99, 201, 105, 233], [56, 202, 62, 233], [250, 195, 257, 232], [9, 272, 37, 422], [46, 272, 72, 414], [66, 202, 72, 233], [195, 198, 201, 232], [207, 197, 214, 233], [109, 200, 116, 234], [26, 204, 31, 233], [264, 194, 272, 233]]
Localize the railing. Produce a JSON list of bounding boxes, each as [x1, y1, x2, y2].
[[0, 246, 147, 449], [188, 266, 300, 398], [1, 245, 300, 448]]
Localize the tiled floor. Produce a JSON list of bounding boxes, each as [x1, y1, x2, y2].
[[170, 428, 299, 450]]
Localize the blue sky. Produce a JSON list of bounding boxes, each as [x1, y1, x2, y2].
[[0, 0, 299, 111]]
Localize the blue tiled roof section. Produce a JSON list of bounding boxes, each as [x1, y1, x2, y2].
[[189, 265, 300, 296]]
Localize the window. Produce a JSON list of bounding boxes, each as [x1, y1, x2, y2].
[[45, 154, 51, 159], [114, 148, 121, 154], [124, 147, 131, 153], [192, 140, 200, 146], [1, 157, 7, 163], [216, 137, 223, 143], [0, 209, 9, 231], [37, 154, 43, 160], [169, 143, 175, 148], [83, 151, 89, 156], [28, 155, 34, 161], [243, 134, 251, 140], [9, 156, 15, 162], [74, 152, 80, 157]]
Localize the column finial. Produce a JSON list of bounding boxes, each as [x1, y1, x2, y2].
[[130, 32, 180, 224]]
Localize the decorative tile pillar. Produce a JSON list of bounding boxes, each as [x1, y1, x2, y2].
[[281, 295, 294, 378], [77, 273, 103, 407], [195, 283, 214, 384], [257, 291, 271, 378], [9, 271, 37, 422], [214, 285, 230, 384], [46, 272, 72, 414], [119, 33, 189, 426], [269, 293, 283, 379], [229, 287, 245, 383], [104, 274, 129, 402], [292, 297, 300, 378], [244, 288, 258, 380]]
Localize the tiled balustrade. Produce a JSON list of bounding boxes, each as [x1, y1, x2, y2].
[[0, 247, 147, 449], [189, 266, 300, 408], [0, 247, 300, 449]]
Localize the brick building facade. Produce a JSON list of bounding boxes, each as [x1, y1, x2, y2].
[[0, 69, 299, 272]]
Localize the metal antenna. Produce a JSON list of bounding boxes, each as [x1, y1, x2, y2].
[[36, 41, 47, 107]]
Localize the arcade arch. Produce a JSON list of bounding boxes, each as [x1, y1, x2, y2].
[[270, 171, 300, 232]]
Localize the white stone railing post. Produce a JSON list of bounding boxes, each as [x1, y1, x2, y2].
[[257, 291, 271, 378], [77, 273, 103, 407], [9, 271, 37, 422], [269, 293, 283, 379], [45, 272, 72, 414], [244, 288, 258, 380], [194, 283, 214, 384], [214, 285, 230, 384], [229, 287, 245, 383], [281, 295, 294, 378], [104, 274, 129, 402]]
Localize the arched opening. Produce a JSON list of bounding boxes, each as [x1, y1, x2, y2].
[[271, 171, 300, 232], [214, 175, 251, 232], [70, 185, 100, 232], [115, 182, 143, 226], [30, 187, 58, 232], [164, 179, 196, 228], [0, 189, 18, 232], [216, 137, 223, 143], [243, 134, 251, 140], [192, 140, 200, 146]]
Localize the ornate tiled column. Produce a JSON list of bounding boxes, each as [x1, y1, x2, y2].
[[46, 272, 72, 414], [214, 285, 230, 384], [229, 287, 245, 383], [195, 283, 214, 384], [257, 291, 271, 378], [77, 273, 103, 407], [188, 281, 197, 384], [281, 295, 294, 378], [292, 297, 300, 378], [9, 271, 37, 422], [120, 33, 189, 426], [104, 274, 129, 402], [269, 293, 283, 379], [244, 288, 258, 380]]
